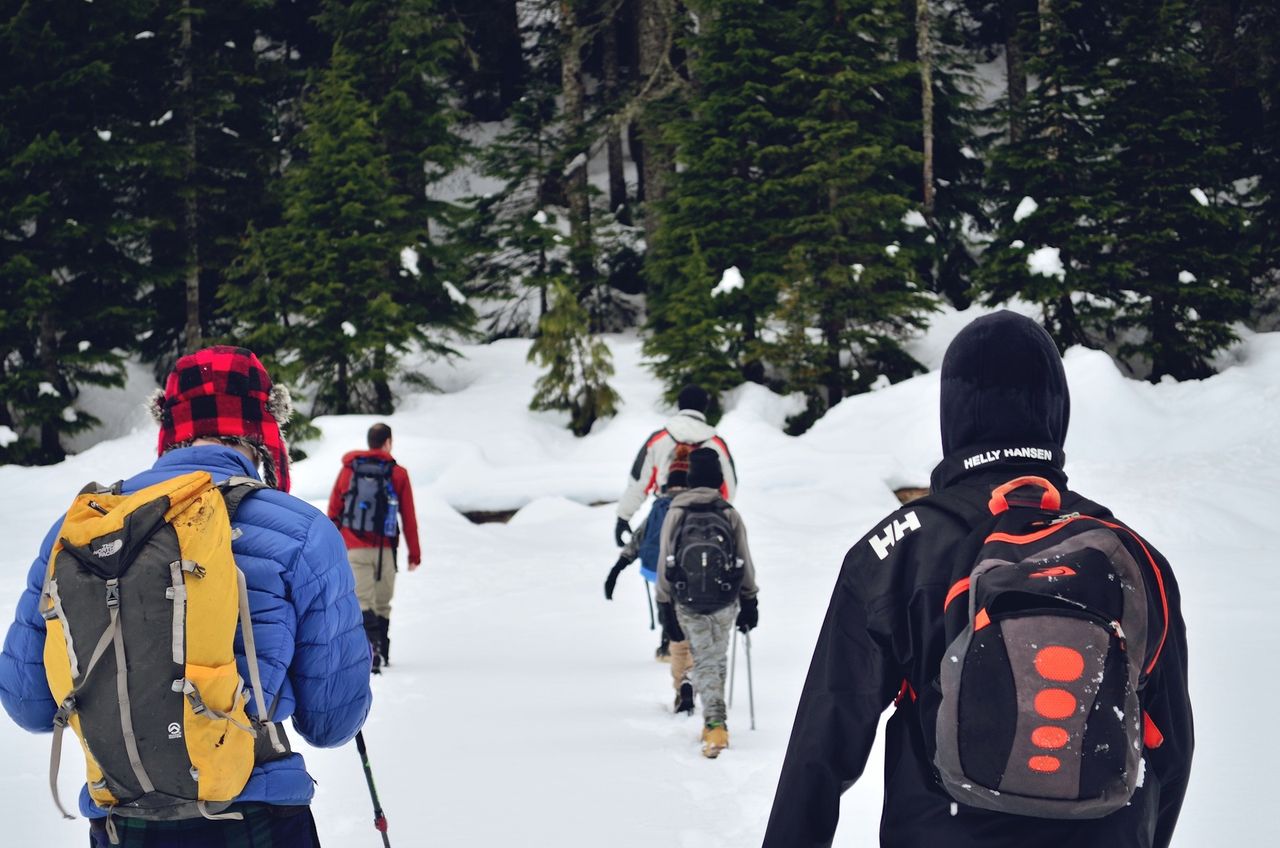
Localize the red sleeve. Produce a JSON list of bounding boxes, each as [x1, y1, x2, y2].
[[394, 466, 421, 564], [327, 464, 352, 523]]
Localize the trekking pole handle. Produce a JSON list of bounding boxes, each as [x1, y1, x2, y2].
[[988, 476, 1061, 514]]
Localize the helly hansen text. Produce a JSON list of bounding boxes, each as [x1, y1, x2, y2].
[[962, 446, 1054, 470], [869, 511, 921, 560]]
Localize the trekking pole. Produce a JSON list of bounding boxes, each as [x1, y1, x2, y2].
[[355, 731, 392, 848], [727, 628, 738, 708], [644, 581, 656, 630], [744, 631, 756, 731]]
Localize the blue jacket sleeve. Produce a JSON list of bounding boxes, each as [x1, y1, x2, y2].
[[286, 513, 372, 747], [0, 522, 62, 732]]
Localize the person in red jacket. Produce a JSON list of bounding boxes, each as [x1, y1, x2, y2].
[[327, 423, 421, 673]]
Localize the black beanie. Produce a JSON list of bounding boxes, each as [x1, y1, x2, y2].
[[687, 447, 724, 490], [677, 385, 710, 413], [666, 469, 689, 490], [939, 310, 1071, 456]]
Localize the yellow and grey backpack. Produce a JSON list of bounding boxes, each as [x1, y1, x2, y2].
[[40, 471, 289, 837]]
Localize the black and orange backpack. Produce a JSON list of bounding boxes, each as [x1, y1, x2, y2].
[[928, 476, 1169, 819]]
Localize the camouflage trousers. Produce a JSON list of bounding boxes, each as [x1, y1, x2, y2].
[[675, 603, 738, 724]]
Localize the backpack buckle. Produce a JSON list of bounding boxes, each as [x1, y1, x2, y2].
[[53, 697, 76, 727], [180, 560, 206, 579], [104, 579, 120, 609]]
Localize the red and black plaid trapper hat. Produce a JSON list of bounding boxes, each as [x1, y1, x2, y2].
[[150, 346, 293, 492]]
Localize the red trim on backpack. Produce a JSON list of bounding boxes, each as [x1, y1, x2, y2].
[[975, 608, 991, 630], [894, 679, 917, 706], [944, 578, 971, 612], [986, 523, 1069, 545], [1143, 711, 1165, 749], [988, 476, 1062, 514], [1099, 519, 1170, 676]]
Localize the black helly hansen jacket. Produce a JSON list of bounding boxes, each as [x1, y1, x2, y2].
[[762, 447, 1193, 848]]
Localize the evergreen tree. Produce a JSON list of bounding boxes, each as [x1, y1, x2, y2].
[[459, 2, 570, 335], [977, 0, 1121, 348], [1103, 0, 1253, 379], [764, 0, 935, 427], [641, 238, 740, 420], [0, 0, 152, 463], [910, 2, 989, 307], [315, 0, 470, 321], [645, 0, 802, 387], [528, 280, 620, 436], [647, 0, 932, 423], [226, 46, 469, 415], [131, 0, 312, 369], [1233, 0, 1280, 321], [980, 0, 1252, 379]]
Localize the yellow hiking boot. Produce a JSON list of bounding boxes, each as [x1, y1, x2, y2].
[[701, 722, 729, 758]]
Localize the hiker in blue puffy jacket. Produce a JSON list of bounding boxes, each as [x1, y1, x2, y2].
[[0, 346, 372, 846]]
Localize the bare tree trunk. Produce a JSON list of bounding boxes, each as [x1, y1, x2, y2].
[[38, 311, 65, 462], [917, 0, 935, 218], [1005, 0, 1027, 144], [180, 0, 202, 354], [628, 122, 645, 202], [559, 1, 594, 293], [636, 0, 675, 249], [602, 13, 629, 222], [335, 359, 350, 416]]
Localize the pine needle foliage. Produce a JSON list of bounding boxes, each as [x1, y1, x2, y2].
[[528, 281, 620, 436], [226, 46, 466, 416], [979, 0, 1252, 379]]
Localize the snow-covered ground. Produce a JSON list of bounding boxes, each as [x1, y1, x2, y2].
[[1, 304, 1277, 845]]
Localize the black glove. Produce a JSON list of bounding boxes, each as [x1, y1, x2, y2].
[[614, 517, 630, 547], [604, 558, 629, 600], [737, 596, 758, 632], [659, 602, 685, 642]]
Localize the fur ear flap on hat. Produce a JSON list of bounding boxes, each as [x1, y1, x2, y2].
[[146, 388, 167, 424], [267, 384, 293, 425]]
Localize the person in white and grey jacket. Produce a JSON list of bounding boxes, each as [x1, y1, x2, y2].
[[614, 385, 738, 547]]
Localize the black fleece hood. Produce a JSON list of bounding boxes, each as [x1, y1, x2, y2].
[[939, 310, 1070, 456]]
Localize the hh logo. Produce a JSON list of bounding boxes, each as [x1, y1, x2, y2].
[[168, 722, 182, 740], [869, 511, 921, 561], [1031, 565, 1077, 579]]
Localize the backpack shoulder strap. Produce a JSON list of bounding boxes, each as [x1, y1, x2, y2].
[[218, 476, 268, 522], [77, 480, 124, 496]]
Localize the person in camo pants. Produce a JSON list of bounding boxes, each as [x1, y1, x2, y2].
[[656, 448, 759, 758]]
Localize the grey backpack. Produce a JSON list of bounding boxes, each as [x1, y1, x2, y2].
[[932, 476, 1168, 819]]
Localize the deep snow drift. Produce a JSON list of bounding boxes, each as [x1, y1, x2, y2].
[[2, 305, 1277, 845]]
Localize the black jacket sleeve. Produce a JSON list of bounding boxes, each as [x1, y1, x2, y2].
[[1142, 546, 1194, 848], [762, 511, 918, 848]]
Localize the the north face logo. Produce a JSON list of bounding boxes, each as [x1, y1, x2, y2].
[[92, 539, 124, 558]]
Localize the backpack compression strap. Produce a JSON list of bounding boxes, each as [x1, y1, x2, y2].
[[48, 577, 156, 820]]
